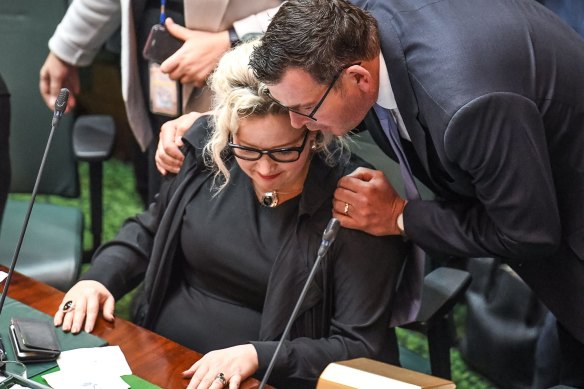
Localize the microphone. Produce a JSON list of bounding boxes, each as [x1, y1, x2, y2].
[[259, 218, 341, 389], [51, 89, 69, 127], [0, 88, 70, 320]]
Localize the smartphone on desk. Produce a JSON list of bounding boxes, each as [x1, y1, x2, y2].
[[143, 24, 184, 64], [8, 318, 61, 363]]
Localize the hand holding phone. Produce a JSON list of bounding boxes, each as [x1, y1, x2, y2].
[[143, 24, 184, 64]]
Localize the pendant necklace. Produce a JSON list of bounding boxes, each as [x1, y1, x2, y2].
[[261, 191, 279, 208], [256, 187, 303, 208]]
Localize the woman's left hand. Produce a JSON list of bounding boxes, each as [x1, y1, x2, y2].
[[183, 344, 259, 389]]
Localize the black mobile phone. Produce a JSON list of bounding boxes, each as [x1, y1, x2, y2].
[[9, 318, 61, 362], [142, 24, 184, 64]]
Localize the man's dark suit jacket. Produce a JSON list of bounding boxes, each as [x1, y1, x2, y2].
[[353, 0, 584, 343], [538, 0, 584, 36]]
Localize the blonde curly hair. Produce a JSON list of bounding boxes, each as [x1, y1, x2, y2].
[[203, 40, 348, 193]]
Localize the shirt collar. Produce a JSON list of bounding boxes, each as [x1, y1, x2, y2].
[[376, 51, 398, 111], [374, 51, 412, 141]]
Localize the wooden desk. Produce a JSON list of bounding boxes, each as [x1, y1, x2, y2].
[[4, 269, 266, 389]]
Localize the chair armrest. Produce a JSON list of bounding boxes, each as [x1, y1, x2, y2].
[[415, 267, 472, 323], [398, 267, 471, 379], [72, 115, 116, 162]]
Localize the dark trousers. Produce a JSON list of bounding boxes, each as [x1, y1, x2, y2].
[[534, 318, 584, 388], [132, 6, 184, 207], [534, 312, 561, 389], [557, 322, 584, 387], [510, 249, 584, 388], [0, 75, 10, 228]]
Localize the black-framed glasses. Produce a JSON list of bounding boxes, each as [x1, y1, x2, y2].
[[265, 63, 361, 122], [228, 130, 310, 163]]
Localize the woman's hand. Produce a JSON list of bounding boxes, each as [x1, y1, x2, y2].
[[53, 280, 115, 334], [183, 344, 259, 389], [160, 18, 231, 87]]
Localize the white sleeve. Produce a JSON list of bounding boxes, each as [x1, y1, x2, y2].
[[48, 0, 122, 66], [232, 5, 282, 38]]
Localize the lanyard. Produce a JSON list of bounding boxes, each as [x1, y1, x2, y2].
[[159, 0, 166, 24]]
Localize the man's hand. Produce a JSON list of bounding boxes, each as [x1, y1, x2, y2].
[[160, 18, 231, 87], [333, 167, 406, 236], [156, 111, 204, 174], [39, 52, 80, 112], [54, 280, 115, 334]]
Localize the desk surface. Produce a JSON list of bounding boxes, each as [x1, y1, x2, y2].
[[4, 269, 266, 389]]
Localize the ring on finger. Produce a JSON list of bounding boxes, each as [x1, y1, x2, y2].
[[62, 300, 75, 313], [343, 202, 350, 216], [214, 372, 227, 387]]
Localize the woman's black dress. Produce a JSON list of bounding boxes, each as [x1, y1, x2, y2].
[[153, 165, 300, 353]]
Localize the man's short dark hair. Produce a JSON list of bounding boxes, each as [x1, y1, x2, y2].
[[250, 0, 379, 85]]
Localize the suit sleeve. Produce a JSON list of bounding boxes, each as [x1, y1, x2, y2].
[[81, 117, 209, 299], [405, 92, 561, 260], [80, 180, 171, 299], [252, 230, 406, 382], [48, 0, 122, 66], [232, 4, 282, 37]]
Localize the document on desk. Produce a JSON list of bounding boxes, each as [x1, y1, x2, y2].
[[42, 346, 132, 389], [0, 297, 108, 378]]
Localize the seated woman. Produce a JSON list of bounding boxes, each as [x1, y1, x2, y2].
[[54, 41, 406, 389]]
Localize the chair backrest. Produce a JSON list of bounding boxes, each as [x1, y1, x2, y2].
[[0, 1, 78, 197], [0, 74, 10, 227], [460, 257, 548, 388], [0, 1, 84, 291]]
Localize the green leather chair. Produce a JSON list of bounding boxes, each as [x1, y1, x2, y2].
[[0, 2, 115, 291]]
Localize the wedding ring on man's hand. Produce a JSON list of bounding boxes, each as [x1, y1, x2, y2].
[[343, 202, 350, 216], [62, 300, 75, 313], [214, 372, 227, 386]]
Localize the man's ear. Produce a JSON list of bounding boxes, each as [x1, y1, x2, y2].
[[348, 64, 373, 93]]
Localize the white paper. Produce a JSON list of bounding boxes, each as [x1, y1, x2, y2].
[[43, 346, 133, 389], [0, 271, 8, 283], [43, 370, 129, 389], [56, 346, 132, 376]]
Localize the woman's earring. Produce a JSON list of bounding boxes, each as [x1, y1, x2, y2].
[[311, 142, 317, 151]]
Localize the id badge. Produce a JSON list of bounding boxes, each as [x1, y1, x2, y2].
[[149, 62, 181, 117]]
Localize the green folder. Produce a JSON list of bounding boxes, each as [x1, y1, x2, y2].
[[0, 297, 107, 378], [0, 297, 162, 388]]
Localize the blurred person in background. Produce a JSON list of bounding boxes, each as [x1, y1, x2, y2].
[[39, 0, 281, 205]]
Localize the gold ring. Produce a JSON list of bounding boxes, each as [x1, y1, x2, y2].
[[343, 202, 350, 216]]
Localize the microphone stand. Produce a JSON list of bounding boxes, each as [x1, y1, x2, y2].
[[0, 88, 70, 317], [258, 218, 340, 389]]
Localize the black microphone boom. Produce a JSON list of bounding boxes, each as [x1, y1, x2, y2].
[[0, 88, 70, 317], [259, 218, 341, 388]]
